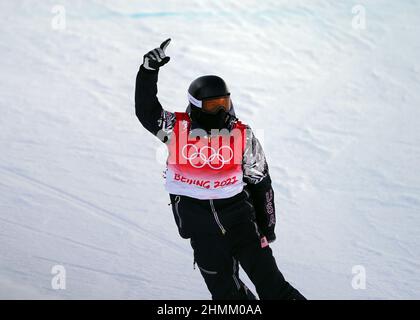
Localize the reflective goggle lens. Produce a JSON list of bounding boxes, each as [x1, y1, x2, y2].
[[202, 96, 231, 114]]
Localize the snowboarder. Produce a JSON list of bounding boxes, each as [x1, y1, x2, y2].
[[135, 39, 306, 300]]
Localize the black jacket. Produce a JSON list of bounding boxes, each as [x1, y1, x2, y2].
[[135, 66, 276, 241]]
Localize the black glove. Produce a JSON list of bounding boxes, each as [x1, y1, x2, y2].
[[260, 227, 275, 248], [142, 38, 171, 71], [265, 230, 276, 243]]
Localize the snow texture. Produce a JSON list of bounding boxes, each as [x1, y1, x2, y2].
[[0, 0, 419, 299]]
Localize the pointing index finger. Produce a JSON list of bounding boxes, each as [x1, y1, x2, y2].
[[160, 38, 171, 51]]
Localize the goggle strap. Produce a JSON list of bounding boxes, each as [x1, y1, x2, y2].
[[188, 93, 202, 108]]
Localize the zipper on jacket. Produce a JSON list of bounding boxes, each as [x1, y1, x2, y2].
[[245, 199, 254, 210], [209, 199, 226, 235], [253, 221, 261, 238], [174, 195, 182, 229]]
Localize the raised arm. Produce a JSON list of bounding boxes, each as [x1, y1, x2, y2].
[[135, 39, 175, 141]]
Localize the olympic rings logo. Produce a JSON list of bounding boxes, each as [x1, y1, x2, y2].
[[181, 144, 234, 170]]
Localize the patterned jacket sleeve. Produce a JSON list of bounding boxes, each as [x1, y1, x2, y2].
[[135, 66, 176, 143], [243, 127, 277, 241]]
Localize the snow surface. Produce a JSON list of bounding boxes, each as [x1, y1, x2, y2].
[[1, 0, 420, 299]]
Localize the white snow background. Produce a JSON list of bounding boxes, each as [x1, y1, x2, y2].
[[0, 0, 419, 299]]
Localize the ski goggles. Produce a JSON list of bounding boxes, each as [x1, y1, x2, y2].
[[188, 93, 231, 114]]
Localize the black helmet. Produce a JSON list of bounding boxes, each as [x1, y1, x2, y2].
[[188, 75, 230, 101], [187, 75, 233, 132]]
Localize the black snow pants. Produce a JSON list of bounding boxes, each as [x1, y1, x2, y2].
[[169, 190, 305, 300], [190, 221, 304, 300]]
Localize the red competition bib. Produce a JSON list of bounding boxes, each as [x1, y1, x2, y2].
[[165, 112, 246, 199]]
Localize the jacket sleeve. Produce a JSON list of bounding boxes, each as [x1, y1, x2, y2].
[[243, 127, 276, 241], [135, 65, 175, 142]]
